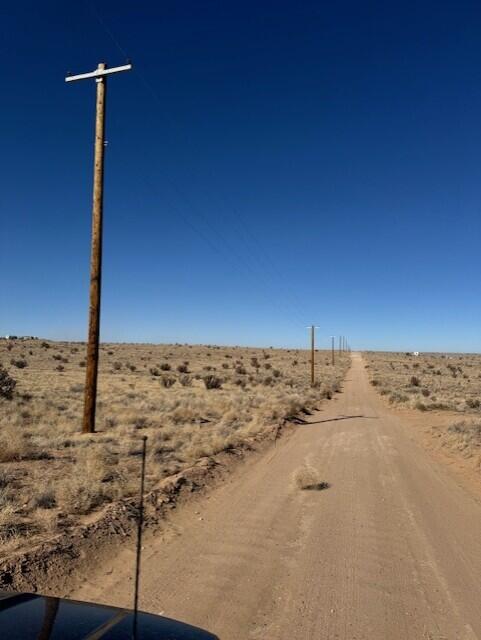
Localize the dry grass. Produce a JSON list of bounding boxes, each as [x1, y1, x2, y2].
[[365, 352, 481, 475], [364, 351, 481, 414], [435, 420, 481, 470], [0, 339, 349, 556]]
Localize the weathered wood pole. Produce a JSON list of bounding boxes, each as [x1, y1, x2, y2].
[[83, 62, 106, 434], [310, 325, 315, 386]]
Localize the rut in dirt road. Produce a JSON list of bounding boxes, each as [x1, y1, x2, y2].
[[72, 354, 481, 640]]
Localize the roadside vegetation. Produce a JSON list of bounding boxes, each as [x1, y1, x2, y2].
[[0, 339, 349, 556], [364, 351, 481, 413], [438, 420, 481, 464], [364, 351, 481, 471]]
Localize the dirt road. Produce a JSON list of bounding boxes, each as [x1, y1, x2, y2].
[[72, 354, 481, 639]]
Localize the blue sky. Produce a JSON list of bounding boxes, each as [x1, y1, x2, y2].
[[1, 1, 481, 351]]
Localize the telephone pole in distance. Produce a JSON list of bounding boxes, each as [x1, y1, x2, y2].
[[307, 326, 319, 386]]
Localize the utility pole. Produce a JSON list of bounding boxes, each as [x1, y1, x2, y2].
[[307, 326, 319, 386], [66, 61, 132, 434], [331, 336, 335, 365], [339, 335, 342, 355]]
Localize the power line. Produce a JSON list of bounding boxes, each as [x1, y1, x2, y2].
[[85, 3, 314, 330]]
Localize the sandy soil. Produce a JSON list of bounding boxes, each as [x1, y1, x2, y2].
[[69, 354, 481, 639]]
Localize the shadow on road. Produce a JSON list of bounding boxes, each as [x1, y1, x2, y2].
[[303, 481, 331, 491], [307, 415, 379, 425]]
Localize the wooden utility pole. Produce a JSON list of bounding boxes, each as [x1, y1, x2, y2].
[[66, 61, 132, 433], [311, 326, 315, 385], [331, 336, 335, 365], [307, 326, 318, 386]]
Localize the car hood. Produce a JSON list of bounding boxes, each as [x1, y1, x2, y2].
[[0, 591, 218, 639]]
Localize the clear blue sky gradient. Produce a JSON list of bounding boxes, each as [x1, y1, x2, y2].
[[1, 1, 481, 351]]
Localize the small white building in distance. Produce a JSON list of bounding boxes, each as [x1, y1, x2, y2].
[[413, 351, 420, 356]]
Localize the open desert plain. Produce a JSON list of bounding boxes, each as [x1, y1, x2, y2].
[[4, 4, 481, 639], [0, 339, 348, 573], [1, 343, 481, 639]]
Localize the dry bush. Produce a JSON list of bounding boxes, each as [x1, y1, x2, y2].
[[293, 465, 328, 490], [0, 505, 22, 543], [0, 426, 35, 462], [10, 359, 27, 369], [179, 374, 192, 387], [32, 487, 56, 509], [203, 375, 222, 390], [56, 475, 105, 515], [0, 468, 13, 489], [0, 339, 350, 554], [161, 375, 176, 388], [56, 445, 122, 515], [430, 420, 481, 472], [365, 351, 481, 414], [447, 420, 481, 451], [0, 367, 16, 400]]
